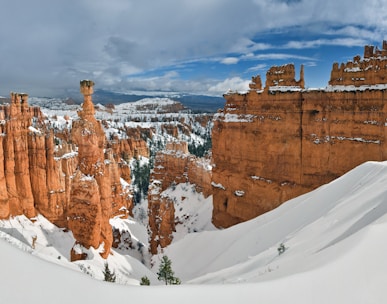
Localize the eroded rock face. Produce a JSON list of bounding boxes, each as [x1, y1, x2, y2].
[[0, 81, 133, 261], [68, 171, 102, 250], [265, 64, 304, 89], [69, 80, 132, 260], [0, 93, 80, 226], [212, 41, 387, 228], [148, 141, 212, 254], [330, 41, 387, 87], [0, 93, 38, 218]]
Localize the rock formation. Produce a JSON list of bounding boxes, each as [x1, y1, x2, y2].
[[329, 41, 387, 87], [265, 64, 304, 89], [148, 141, 212, 254], [0, 81, 133, 261], [69, 80, 131, 260], [212, 41, 387, 228], [0, 93, 40, 219]]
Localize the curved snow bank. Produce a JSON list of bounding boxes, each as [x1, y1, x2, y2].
[[0, 219, 386, 304], [1, 161, 387, 304], [163, 161, 387, 287]]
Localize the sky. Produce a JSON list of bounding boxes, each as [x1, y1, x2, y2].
[[0, 0, 387, 97]]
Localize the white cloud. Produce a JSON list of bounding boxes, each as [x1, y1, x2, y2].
[[246, 64, 268, 73], [283, 38, 368, 49], [208, 77, 250, 95], [220, 57, 240, 65], [248, 53, 316, 61], [1, 0, 387, 96]]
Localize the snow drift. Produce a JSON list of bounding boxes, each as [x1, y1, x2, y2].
[[1, 161, 387, 303]]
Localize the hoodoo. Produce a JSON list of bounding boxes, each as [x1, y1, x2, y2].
[[212, 41, 387, 228], [69, 80, 132, 260], [0, 81, 132, 260]]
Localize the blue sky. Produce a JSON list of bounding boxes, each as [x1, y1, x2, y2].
[[0, 0, 386, 97]]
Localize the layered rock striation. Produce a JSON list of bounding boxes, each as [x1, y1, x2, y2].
[[212, 41, 387, 228]]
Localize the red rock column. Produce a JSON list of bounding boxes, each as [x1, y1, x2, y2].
[[0, 137, 9, 218], [69, 80, 112, 260]]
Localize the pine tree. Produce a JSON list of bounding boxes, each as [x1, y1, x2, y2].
[[140, 276, 150, 286], [102, 262, 116, 283], [157, 255, 181, 285]]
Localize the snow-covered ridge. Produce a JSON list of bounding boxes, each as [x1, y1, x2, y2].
[[269, 85, 303, 92], [325, 83, 387, 92]]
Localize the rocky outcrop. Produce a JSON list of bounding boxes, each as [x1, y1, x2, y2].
[[69, 80, 131, 260], [148, 141, 212, 254], [0, 81, 133, 261], [0, 93, 38, 218], [212, 41, 387, 228], [265, 64, 304, 89], [329, 41, 387, 87]]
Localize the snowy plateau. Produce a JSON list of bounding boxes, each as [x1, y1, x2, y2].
[[0, 97, 386, 303]]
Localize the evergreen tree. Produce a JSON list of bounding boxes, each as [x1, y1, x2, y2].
[[140, 276, 150, 286], [132, 158, 151, 204], [157, 255, 181, 285], [102, 262, 116, 283]]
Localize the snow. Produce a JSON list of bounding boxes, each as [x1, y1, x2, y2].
[[215, 113, 256, 122], [28, 126, 42, 134], [326, 83, 387, 91], [211, 181, 226, 190], [251, 175, 272, 183], [311, 134, 381, 145], [344, 66, 362, 72], [2, 161, 387, 303], [160, 183, 215, 242], [234, 190, 245, 197], [269, 86, 302, 92]]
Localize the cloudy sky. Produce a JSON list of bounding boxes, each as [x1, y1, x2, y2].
[[0, 0, 386, 97]]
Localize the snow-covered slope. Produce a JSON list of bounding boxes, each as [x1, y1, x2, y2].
[[2, 161, 387, 303], [162, 160, 387, 284]]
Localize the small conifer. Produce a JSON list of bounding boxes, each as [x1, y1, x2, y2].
[[102, 262, 116, 283]]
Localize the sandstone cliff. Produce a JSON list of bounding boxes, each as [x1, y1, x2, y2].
[[212, 41, 387, 228], [148, 141, 212, 254], [0, 81, 133, 261]]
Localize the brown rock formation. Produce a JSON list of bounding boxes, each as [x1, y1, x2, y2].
[[69, 80, 132, 260], [265, 64, 304, 89], [0, 93, 36, 218], [212, 41, 387, 228], [108, 132, 149, 165], [329, 41, 387, 87], [28, 131, 74, 227], [148, 141, 212, 254], [0, 81, 134, 260]]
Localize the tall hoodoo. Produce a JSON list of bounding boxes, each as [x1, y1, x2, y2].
[[79, 80, 96, 119], [69, 80, 131, 261], [212, 41, 387, 228], [0, 81, 132, 260], [2, 92, 36, 219]]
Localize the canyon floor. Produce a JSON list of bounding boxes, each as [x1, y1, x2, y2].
[[1, 160, 386, 303]]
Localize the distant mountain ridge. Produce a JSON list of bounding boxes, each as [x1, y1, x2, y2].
[[91, 90, 225, 113]]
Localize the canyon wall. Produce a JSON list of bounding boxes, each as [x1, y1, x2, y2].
[[212, 41, 387, 228], [148, 141, 212, 254], [0, 82, 132, 260]]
